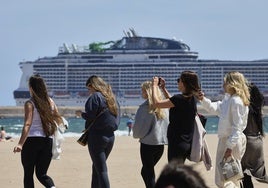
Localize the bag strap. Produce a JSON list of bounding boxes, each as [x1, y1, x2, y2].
[[84, 108, 108, 132]]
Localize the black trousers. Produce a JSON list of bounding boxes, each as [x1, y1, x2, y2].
[[21, 137, 54, 188], [167, 139, 191, 164], [140, 143, 165, 188], [88, 134, 115, 188]]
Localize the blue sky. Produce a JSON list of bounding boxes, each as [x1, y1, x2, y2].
[[1, 0, 268, 106]]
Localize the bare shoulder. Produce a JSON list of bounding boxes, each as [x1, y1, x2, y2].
[[24, 100, 33, 107]]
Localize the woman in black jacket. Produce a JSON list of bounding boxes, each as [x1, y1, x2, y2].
[[81, 75, 120, 188]]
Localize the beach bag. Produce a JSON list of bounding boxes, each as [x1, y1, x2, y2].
[[52, 117, 68, 160], [218, 156, 244, 182]]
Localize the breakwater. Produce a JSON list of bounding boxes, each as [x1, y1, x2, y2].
[[2, 106, 268, 118]]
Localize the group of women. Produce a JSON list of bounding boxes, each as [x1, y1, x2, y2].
[[13, 71, 268, 188], [133, 71, 268, 188]]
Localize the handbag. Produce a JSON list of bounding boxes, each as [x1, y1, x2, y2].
[[77, 126, 91, 146], [77, 108, 107, 146], [218, 156, 244, 182]]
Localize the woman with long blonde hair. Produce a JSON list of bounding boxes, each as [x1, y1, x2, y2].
[[197, 71, 250, 187], [133, 81, 169, 188]]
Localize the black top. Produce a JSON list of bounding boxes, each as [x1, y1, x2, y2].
[[168, 94, 196, 143]]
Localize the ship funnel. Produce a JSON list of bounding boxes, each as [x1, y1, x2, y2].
[[71, 44, 78, 52], [63, 43, 71, 53]]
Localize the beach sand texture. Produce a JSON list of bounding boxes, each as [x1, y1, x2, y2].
[[1, 135, 268, 188]]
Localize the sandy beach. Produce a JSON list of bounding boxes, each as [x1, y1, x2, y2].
[[1, 135, 268, 188]]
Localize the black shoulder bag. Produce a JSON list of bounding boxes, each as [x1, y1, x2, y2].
[[77, 108, 107, 146]]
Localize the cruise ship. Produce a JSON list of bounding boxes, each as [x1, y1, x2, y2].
[[14, 30, 268, 106]]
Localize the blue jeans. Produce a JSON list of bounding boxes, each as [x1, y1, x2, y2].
[[87, 133, 115, 188]]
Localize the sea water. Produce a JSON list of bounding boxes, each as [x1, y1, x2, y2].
[[1, 116, 268, 138]]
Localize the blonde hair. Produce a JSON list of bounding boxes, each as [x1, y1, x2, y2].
[[86, 75, 118, 116], [141, 81, 166, 120], [224, 71, 250, 106]]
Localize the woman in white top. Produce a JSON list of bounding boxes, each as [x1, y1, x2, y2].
[[197, 71, 250, 188], [13, 74, 63, 188]]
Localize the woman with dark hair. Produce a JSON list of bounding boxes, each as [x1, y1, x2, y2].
[[80, 75, 120, 188], [13, 74, 62, 188], [241, 83, 268, 187], [152, 70, 201, 164]]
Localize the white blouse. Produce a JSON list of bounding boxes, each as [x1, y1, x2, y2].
[[200, 93, 248, 149]]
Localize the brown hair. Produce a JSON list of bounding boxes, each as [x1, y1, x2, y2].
[[179, 71, 200, 95], [29, 75, 62, 136], [86, 75, 118, 116], [155, 160, 209, 188]]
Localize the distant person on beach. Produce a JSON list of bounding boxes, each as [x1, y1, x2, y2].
[[132, 81, 169, 188], [151, 71, 201, 164], [197, 71, 250, 187], [13, 74, 63, 188], [0, 126, 13, 142], [80, 75, 120, 188], [154, 160, 209, 188], [126, 118, 133, 136], [241, 83, 268, 187]]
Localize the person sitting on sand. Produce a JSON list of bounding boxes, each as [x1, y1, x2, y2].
[[0, 126, 13, 142]]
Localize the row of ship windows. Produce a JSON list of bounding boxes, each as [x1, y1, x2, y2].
[[36, 71, 268, 78], [45, 82, 268, 88], [36, 65, 268, 70], [34, 64, 268, 68], [45, 77, 268, 83], [37, 70, 268, 77], [62, 73, 267, 79]]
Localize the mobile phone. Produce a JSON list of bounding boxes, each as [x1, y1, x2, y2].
[[158, 77, 162, 86]]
